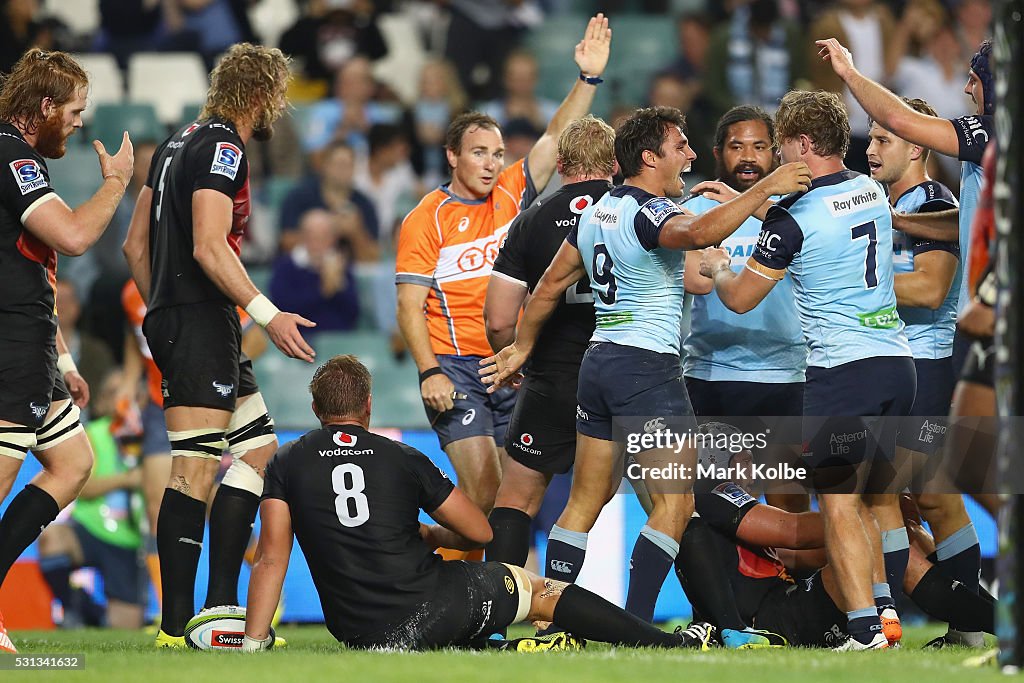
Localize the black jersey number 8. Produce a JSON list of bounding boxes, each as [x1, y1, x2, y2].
[[332, 463, 370, 527], [592, 243, 617, 304]]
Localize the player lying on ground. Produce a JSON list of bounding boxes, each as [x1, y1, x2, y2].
[[243, 355, 713, 651]]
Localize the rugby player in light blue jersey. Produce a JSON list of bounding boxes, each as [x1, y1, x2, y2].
[[816, 38, 995, 376], [479, 106, 811, 635], [700, 90, 914, 651], [867, 99, 985, 649]]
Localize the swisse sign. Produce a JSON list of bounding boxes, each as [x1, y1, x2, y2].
[[212, 630, 245, 648]]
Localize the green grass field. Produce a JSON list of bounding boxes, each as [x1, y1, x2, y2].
[[0, 625, 1004, 683]]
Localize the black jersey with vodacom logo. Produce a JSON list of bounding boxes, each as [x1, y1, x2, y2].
[[0, 123, 59, 344], [491, 179, 609, 374], [262, 424, 455, 642], [145, 117, 251, 313]]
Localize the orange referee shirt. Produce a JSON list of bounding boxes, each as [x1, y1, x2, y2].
[[396, 158, 537, 357]]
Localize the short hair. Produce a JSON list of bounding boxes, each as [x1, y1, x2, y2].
[[0, 49, 88, 133], [309, 355, 372, 419], [200, 43, 291, 131], [445, 111, 500, 154], [368, 123, 407, 155], [714, 105, 774, 151], [557, 115, 616, 178], [614, 106, 687, 179], [887, 97, 939, 163], [774, 90, 850, 159]]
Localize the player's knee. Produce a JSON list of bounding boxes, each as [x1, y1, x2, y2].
[[169, 427, 227, 461], [222, 457, 265, 496], [227, 393, 277, 459]]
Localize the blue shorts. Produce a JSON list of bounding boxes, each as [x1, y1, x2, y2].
[[684, 378, 804, 418], [425, 355, 516, 449], [802, 356, 916, 485], [898, 357, 955, 456], [141, 401, 171, 458], [576, 342, 693, 441]]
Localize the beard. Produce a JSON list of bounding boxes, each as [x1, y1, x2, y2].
[[253, 124, 274, 142], [716, 158, 771, 192], [35, 112, 69, 159]]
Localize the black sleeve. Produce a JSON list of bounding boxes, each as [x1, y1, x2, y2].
[[0, 135, 55, 221], [261, 444, 291, 502], [694, 483, 760, 538], [400, 443, 455, 513], [188, 129, 248, 197], [950, 115, 995, 165], [912, 180, 960, 257], [634, 196, 685, 251], [143, 139, 169, 189], [492, 210, 531, 286], [751, 205, 803, 271]]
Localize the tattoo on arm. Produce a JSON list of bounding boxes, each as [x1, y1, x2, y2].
[[170, 475, 191, 496], [540, 579, 569, 599]]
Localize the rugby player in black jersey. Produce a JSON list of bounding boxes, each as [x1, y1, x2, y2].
[[483, 115, 611, 569], [243, 355, 714, 652], [122, 44, 315, 648], [0, 48, 134, 653]]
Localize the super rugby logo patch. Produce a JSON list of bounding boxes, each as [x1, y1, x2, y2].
[[10, 159, 46, 195], [210, 142, 242, 180]]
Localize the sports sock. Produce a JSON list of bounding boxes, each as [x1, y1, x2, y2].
[[846, 607, 883, 645], [873, 582, 895, 613], [909, 564, 994, 634], [157, 488, 206, 636], [0, 484, 59, 586], [624, 526, 677, 622], [552, 584, 677, 647], [486, 507, 532, 566], [204, 484, 260, 608], [545, 525, 587, 583], [38, 552, 74, 610], [881, 526, 910, 596], [674, 516, 747, 631], [935, 522, 981, 594]]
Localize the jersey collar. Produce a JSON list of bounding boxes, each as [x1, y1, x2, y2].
[[808, 168, 859, 190], [439, 183, 488, 205]]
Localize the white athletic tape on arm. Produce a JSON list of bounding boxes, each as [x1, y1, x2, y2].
[[56, 352, 78, 376], [245, 294, 280, 328]]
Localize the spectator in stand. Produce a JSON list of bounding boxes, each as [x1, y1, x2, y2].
[[279, 139, 380, 259], [0, 0, 67, 74], [808, 0, 899, 173], [645, 71, 715, 178], [660, 13, 711, 86], [705, 0, 806, 116], [270, 209, 360, 333], [413, 58, 468, 189], [479, 50, 558, 132], [500, 117, 541, 168], [279, 0, 387, 87], [354, 124, 422, 249], [953, 0, 992, 69], [56, 280, 116, 403], [301, 55, 403, 155]]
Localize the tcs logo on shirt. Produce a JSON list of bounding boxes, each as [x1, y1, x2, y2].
[[439, 223, 511, 280]]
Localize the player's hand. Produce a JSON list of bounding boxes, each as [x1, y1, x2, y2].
[[94, 131, 133, 189], [760, 162, 811, 197], [815, 38, 855, 81], [266, 312, 317, 362], [699, 248, 731, 279], [478, 342, 529, 393], [574, 13, 611, 79], [689, 180, 740, 205], [64, 370, 90, 408], [958, 299, 995, 339], [421, 372, 456, 413]]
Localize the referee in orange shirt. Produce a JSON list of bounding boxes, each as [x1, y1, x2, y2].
[[396, 15, 611, 522]]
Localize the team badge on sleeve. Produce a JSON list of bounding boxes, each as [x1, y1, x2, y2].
[[210, 142, 243, 180], [640, 197, 682, 226], [712, 482, 756, 508], [9, 159, 46, 195]]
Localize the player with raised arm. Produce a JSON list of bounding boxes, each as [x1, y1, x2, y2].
[[395, 15, 611, 529], [0, 48, 133, 653], [480, 105, 810, 627], [242, 355, 713, 652], [700, 90, 915, 650], [483, 115, 613, 569], [122, 44, 310, 649]]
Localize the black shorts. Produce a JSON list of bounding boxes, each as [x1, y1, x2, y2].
[[960, 339, 995, 388], [752, 571, 846, 648], [424, 355, 517, 449], [71, 521, 145, 605], [0, 339, 70, 426], [505, 372, 578, 474], [344, 561, 525, 650], [576, 342, 694, 441], [898, 357, 955, 456], [143, 302, 258, 411]]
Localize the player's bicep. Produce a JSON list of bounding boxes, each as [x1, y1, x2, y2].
[[536, 241, 586, 299], [912, 248, 959, 292], [428, 486, 491, 545], [485, 275, 528, 330], [256, 499, 294, 560], [21, 193, 77, 253], [396, 282, 431, 313], [124, 186, 153, 254], [892, 114, 961, 159], [192, 188, 235, 250], [736, 506, 825, 550], [684, 250, 713, 295]]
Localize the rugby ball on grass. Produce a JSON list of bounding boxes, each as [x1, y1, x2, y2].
[[184, 605, 275, 651]]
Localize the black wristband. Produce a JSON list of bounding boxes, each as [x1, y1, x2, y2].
[[419, 367, 445, 384], [579, 72, 604, 85]]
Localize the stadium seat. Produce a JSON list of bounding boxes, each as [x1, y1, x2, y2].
[[73, 54, 124, 124], [250, 0, 299, 49], [373, 12, 427, 104], [43, 0, 100, 37], [128, 53, 209, 125], [88, 102, 164, 150], [254, 353, 320, 432], [180, 103, 204, 126], [47, 146, 101, 208]]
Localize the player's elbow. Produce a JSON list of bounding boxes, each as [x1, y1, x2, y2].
[[724, 296, 756, 314], [192, 241, 217, 269], [58, 232, 91, 257]]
